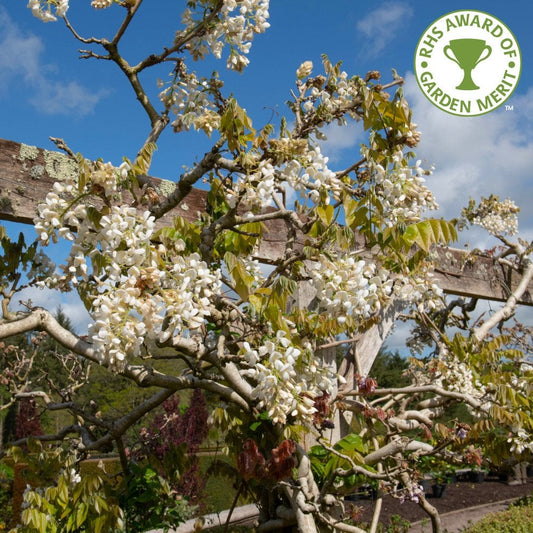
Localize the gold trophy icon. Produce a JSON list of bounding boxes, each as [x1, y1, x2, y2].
[[443, 39, 492, 90]]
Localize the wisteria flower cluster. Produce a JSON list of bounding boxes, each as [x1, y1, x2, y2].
[[309, 255, 392, 325], [34, 160, 221, 367], [27, 0, 68, 21], [412, 353, 487, 405], [227, 160, 277, 210], [299, 69, 366, 122], [363, 147, 438, 226], [181, 0, 270, 72], [393, 270, 444, 314], [240, 331, 336, 425], [460, 195, 519, 236], [398, 482, 424, 504], [280, 146, 343, 206], [227, 145, 343, 211], [28, 0, 69, 22], [91, 0, 114, 8], [508, 427, 533, 454], [28, 0, 121, 21], [88, 249, 220, 367], [160, 72, 221, 135]]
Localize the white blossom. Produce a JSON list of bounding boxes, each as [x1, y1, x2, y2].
[[459, 196, 519, 236], [241, 331, 336, 426], [363, 147, 438, 226], [181, 0, 270, 72], [296, 60, 313, 79], [92, 0, 113, 8], [27, 0, 69, 22], [508, 428, 533, 454], [34, 161, 221, 369], [310, 255, 392, 324]]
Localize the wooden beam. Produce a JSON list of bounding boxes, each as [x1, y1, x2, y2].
[[0, 138, 291, 261], [431, 246, 531, 304], [1, 138, 531, 306]]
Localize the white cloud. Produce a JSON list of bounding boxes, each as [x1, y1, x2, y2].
[[383, 318, 414, 354], [356, 3, 413, 57], [0, 7, 106, 116], [15, 286, 91, 335], [0, 8, 42, 91], [404, 73, 533, 245], [318, 120, 363, 163], [30, 79, 108, 116]]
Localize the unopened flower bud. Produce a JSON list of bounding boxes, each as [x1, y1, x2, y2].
[[296, 61, 313, 79]]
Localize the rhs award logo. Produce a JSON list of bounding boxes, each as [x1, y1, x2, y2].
[[414, 10, 521, 116]]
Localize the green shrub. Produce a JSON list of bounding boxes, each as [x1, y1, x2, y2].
[[0, 461, 14, 528], [510, 493, 533, 508], [462, 500, 533, 533]]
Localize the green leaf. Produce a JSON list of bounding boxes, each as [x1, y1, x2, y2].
[[334, 433, 366, 454], [77, 502, 88, 529], [250, 421, 262, 431], [402, 219, 457, 252], [316, 204, 334, 226], [224, 251, 254, 300], [343, 196, 358, 227], [323, 455, 341, 480], [220, 98, 256, 151]]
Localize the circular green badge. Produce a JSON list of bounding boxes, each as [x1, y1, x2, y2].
[[414, 10, 521, 116]]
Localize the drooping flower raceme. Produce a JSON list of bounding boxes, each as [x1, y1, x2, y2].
[[28, 0, 69, 22], [309, 255, 393, 325], [160, 72, 221, 135], [34, 159, 221, 368], [91, 0, 114, 8], [226, 144, 343, 211], [240, 331, 336, 426], [181, 0, 270, 71], [363, 147, 438, 227], [393, 268, 444, 313], [281, 146, 344, 206], [226, 160, 278, 210], [87, 246, 221, 367], [410, 353, 488, 409], [508, 428, 533, 454], [460, 195, 519, 236]]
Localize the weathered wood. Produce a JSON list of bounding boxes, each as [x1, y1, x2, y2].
[[148, 504, 260, 532], [1, 138, 531, 305], [432, 246, 531, 304], [0, 138, 290, 260]]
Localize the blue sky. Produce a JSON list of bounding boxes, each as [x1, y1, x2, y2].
[[1, 1, 532, 342]]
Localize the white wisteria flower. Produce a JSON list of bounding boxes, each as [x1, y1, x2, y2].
[[181, 0, 270, 71], [241, 331, 336, 426], [28, 0, 69, 22], [310, 255, 392, 324]]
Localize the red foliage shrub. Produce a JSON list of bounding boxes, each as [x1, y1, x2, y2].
[[14, 398, 43, 441], [237, 438, 296, 482], [139, 389, 209, 506]]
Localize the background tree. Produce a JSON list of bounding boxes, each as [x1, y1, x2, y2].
[[369, 349, 410, 389]]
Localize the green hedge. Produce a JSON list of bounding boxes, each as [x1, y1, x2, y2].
[[463, 499, 533, 533]]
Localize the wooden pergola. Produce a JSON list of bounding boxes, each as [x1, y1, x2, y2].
[[2, 137, 531, 303]]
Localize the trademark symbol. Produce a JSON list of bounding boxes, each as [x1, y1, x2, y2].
[[505, 105, 514, 111]]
